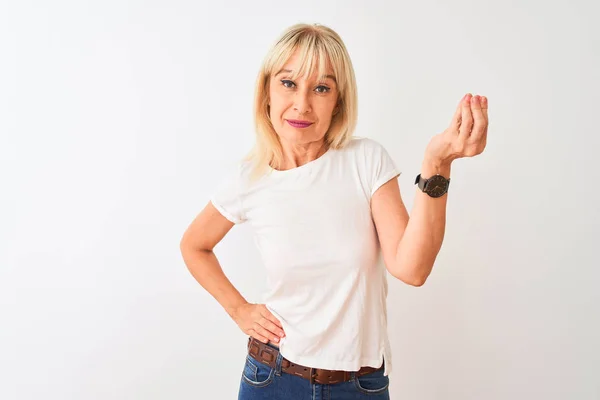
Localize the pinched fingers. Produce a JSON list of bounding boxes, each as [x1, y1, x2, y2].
[[480, 96, 488, 123], [458, 94, 474, 139], [439, 93, 490, 161], [469, 95, 487, 140], [449, 97, 463, 132], [480, 96, 489, 136]]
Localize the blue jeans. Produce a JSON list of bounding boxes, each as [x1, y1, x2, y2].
[[238, 342, 390, 399]]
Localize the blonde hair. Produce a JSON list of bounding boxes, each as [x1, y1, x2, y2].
[[245, 23, 358, 180]]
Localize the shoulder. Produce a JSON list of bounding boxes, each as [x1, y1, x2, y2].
[[218, 157, 254, 179], [353, 136, 388, 152], [213, 158, 253, 193], [226, 158, 267, 191], [339, 136, 392, 164], [342, 136, 388, 155]]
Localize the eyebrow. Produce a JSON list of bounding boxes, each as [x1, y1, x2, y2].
[[275, 69, 337, 83]]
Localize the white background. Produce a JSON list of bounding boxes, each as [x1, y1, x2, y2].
[[2, 1, 599, 399]]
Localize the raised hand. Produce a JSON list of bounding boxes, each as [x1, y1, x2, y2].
[[425, 93, 489, 166]]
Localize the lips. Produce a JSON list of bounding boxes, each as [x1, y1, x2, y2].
[[286, 119, 313, 128]]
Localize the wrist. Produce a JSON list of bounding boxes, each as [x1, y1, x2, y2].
[[421, 156, 452, 178], [226, 299, 249, 320]]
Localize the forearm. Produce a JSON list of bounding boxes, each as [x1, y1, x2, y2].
[[180, 246, 248, 318], [395, 157, 451, 285]]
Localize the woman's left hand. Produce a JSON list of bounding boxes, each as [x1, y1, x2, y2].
[[425, 93, 489, 166]]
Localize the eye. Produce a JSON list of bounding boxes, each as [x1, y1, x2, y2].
[[315, 85, 331, 94], [281, 79, 295, 88]]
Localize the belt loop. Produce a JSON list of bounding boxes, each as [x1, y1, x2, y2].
[[275, 350, 283, 376], [309, 368, 316, 385]]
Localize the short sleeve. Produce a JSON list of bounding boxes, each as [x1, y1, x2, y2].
[[210, 164, 247, 224], [366, 139, 401, 197]]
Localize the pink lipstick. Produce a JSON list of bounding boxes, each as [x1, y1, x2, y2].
[[286, 119, 313, 128]]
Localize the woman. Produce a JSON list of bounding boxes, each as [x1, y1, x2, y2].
[[180, 23, 488, 399]]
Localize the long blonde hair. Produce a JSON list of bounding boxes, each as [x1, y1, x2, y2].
[[245, 23, 358, 180]]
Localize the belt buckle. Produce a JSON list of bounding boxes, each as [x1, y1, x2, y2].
[[309, 367, 317, 385]]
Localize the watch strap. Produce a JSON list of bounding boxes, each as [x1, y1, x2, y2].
[[415, 173, 451, 195]]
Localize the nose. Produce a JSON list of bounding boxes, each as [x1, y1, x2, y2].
[[293, 90, 311, 114]]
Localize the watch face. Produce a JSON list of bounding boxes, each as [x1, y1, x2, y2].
[[425, 175, 449, 198]]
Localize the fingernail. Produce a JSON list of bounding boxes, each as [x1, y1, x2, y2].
[[274, 337, 279, 342], [471, 95, 479, 104]]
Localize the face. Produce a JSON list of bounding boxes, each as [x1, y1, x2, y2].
[[268, 50, 339, 146]]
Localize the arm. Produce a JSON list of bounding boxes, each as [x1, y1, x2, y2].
[[372, 93, 489, 286], [371, 158, 451, 287], [180, 201, 286, 343], [179, 201, 248, 318]]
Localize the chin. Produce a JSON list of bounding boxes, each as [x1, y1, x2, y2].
[[279, 128, 324, 144]]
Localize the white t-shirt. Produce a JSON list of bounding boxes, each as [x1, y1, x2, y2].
[[211, 136, 400, 377]]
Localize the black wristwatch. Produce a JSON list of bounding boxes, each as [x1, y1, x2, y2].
[[415, 173, 450, 198]]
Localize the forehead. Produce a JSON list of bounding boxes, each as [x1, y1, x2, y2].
[[275, 49, 335, 81]]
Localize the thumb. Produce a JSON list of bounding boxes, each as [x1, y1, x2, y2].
[[450, 95, 466, 131]]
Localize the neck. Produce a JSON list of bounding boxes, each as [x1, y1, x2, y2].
[[278, 140, 328, 170]]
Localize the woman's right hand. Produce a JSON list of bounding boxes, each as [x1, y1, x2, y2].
[[232, 303, 286, 344]]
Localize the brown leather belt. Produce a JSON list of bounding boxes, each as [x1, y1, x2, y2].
[[247, 337, 382, 385]]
